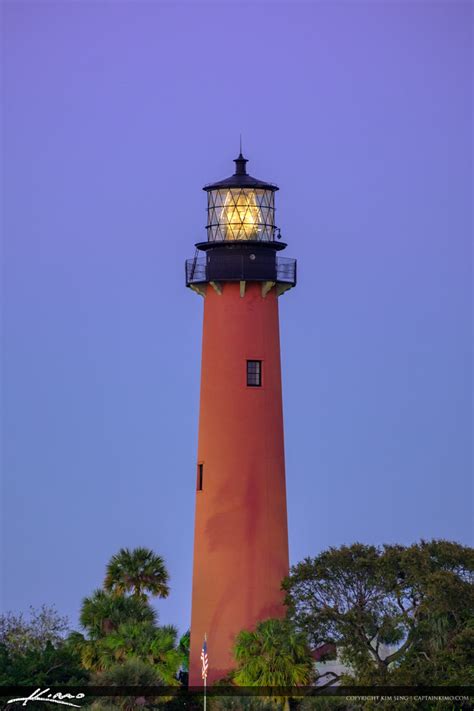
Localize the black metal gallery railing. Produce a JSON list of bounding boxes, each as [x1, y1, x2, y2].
[[185, 255, 297, 286]]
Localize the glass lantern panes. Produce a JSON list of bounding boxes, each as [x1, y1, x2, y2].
[[207, 189, 275, 242]]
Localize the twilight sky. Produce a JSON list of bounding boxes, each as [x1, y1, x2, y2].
[[2, 1, 472, 636]]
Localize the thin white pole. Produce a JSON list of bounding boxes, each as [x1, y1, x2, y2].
[[203, 632, 207, 711]]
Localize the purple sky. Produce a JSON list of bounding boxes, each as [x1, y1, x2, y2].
[[2, 1, 472, 636]]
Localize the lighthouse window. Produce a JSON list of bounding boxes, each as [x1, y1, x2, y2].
[[197, 463, 204, 491], [247, 360, 262, 387]]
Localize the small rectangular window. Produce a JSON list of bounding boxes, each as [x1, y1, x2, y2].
[[197, 463, 204, 491], [247, 360, 262, 387]]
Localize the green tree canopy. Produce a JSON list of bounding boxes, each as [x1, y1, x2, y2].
[[282, 539, 474, 685], [178, 629, 190, 672], [76, 589, 182, 684], [89, 657, 165, 711], [0, 639, 89, 686], [80, 621, 181, 681], [0, 605, 69, 655], [233, 618, 314, 687], [0, 605, 87, 688], [80, 589, 156, 639]]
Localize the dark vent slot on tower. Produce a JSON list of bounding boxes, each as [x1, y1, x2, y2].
[[247, 360, 262, 387], [197, 463, 204, 491]]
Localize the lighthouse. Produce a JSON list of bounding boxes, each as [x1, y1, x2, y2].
[[186, 151, 297, 685]]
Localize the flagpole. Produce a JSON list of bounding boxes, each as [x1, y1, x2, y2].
[[203, 633, 207, 711]]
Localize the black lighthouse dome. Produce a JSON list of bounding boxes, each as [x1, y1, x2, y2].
[[203, 152, 279, 192]]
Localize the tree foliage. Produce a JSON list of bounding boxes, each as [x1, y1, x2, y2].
[[75, 550, 182, 685], [88, 657, 166, 711], [80, 589, 157, 639], [0, 605, 69, 655], [0, 605, 86, 687], [178, 629, 190, 672], [0, 549, 181, 693], [78, 621, 182, 684], [282, 539, 474, 685], [104, 547, 170, 600], [231, 619, 314, 711], [233, 618, 315, 687], [0, 638, 89, 686]]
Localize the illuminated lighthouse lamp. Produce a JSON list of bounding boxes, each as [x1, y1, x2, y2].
[[205, 153, 277, 242]]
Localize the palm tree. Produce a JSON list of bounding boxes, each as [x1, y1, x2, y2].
[[148, 624, 182, 684], [80, 624, 152, 673], [104, 547, 170, 600], [80, 619, 182, 685], [178, 629, 190, 672], [233, 618, 314, 710], [80, 589, 156, 639]]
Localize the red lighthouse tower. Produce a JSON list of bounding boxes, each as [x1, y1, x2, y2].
[[186, 151, 297, 685]]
